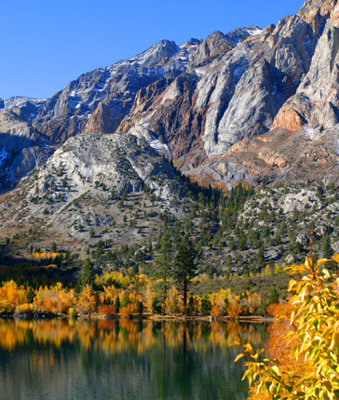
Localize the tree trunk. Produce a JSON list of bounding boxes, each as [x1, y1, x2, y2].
[[183, 277, 187, 311]]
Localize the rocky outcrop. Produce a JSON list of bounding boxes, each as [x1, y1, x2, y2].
[[30, 40, 189, 143], [120, 0, 338, 180], [0, 131, 190, 252], [271, 108, 304, 131], [186, 125, 339, 188], [272, 15, 339, 130], [3, 97, 47, 124], [1, 0, 338, 194], [0, 110, 52, 193], [298, 0, 336, 23]]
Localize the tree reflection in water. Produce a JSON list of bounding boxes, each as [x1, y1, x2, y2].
[[0, 319, 267, 400]]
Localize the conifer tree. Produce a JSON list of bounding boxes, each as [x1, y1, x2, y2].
[[153, 230, 171, 312], [173, 235, 197, 311], [80, 258, 94, 288]]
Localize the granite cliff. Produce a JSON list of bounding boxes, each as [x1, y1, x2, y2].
[[0, 0, 338, 194]]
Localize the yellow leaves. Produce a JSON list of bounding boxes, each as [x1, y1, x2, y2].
[[331, 253, 339, 263], [33, 252, 64, 259], [76, 285, 96, 315], [330, 332, 339, 350], [243, 343, 253, 354], [305, 256, 314, 270], [270, 365, 280, 376], [288, 279, 297, 291], [34, 285, 75, 314], [0, 280, 27, 313], [240, 252, 339, 400], [316, 258, 332, 266], [285, 263, 305, 274], [264, 264, 271, 275], [234, 353, 245, 362]]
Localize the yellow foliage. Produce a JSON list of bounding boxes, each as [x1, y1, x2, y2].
[[76, 285, 96, 315], [227, 296, 242, 318], [0, 280, 27, 313], [33, 252, 64, 259], [120, 303, 138, 317], [238, 253, 339, 400], [15, 303, 33, 314], [34, 284, 75, 314]]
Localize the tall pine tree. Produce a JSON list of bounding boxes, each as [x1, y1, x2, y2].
[[173, 235, 197, 312], [152, 230, 171, 312]]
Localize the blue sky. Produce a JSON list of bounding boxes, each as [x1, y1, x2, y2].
[[1, 0, 304, 100]]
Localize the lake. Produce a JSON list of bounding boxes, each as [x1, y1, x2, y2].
[[0, 319, 267, 400]]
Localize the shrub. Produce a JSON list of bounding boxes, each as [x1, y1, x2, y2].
[[235, 252, 339, 400]]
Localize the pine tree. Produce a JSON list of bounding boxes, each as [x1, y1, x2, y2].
[[267, 286, 279, 305], [322, 234, 333, 259], [26, 286, 35, 303], [173, 235, 197, 312], [153, 230, 171, 312], [114, 296, 120, 313], [80, 258, 94, 288]]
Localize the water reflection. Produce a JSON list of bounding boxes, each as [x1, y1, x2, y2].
[[0, 319, 267, 400]]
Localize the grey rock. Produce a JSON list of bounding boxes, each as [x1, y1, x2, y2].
[[3, 97, 47, 123], [0, 110, 52, 193]]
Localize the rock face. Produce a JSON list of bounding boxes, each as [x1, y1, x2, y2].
[[0, 131, 190, 252], [1, 0, 338, 194], [272, 0, 339, 130], [30, 40, 190, 143], [2, 97, 47, 124], [0, 110, 52, 193], [186, 125, 339, 189]]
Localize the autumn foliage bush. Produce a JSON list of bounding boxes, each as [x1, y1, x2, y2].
[[235, 253, 339, 400], [0, 281, 27, 313], [0, 270, 267, 319]]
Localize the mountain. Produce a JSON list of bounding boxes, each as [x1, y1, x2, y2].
[[0, 0, 338, 268], [0, 26, 261, 191], [0, 131, 193, 256], [1, 0, 338, 194], [119, 0, 339, 187], [0, 109, 52, 193]]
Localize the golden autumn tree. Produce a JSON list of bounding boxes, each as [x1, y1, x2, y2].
[[235, 253, 339, 400], [0, 280, 27, 313], [76, 285, 97, 316]]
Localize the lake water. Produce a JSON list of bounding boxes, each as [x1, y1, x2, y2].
[[0, 319, 267, 400]]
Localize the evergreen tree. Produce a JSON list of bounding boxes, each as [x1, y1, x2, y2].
[[173, 235, 197, 312], [26, 286, 35, 303], [152, 230, 171, 312], [114, 296, 120, 313], [267, 286, 279, 305], [121, 292, 130, 308], [322, 234, 333, 259], [256, 244, 265, 272], [80, 258, 94, 288]]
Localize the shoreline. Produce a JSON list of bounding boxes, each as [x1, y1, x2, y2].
[[0, 312, 274, 323]]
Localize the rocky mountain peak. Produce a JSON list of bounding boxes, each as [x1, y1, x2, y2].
[[189, 31, 232, 67], [0, 0, 338, 196], [331, 2, 339, 25], [298, 0, 338, 23], [131, 39, 179, 67]]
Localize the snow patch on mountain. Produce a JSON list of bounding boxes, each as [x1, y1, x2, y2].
[[247, 27, 262, 36]]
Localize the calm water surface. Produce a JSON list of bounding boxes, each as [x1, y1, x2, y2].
[[0, 319, 267, 400]]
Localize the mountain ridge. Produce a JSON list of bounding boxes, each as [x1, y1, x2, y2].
[[0, 0, 338, 194]]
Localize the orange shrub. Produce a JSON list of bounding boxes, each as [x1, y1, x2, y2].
[[76, 285, 96, 315], [120, 303, 138, 317], [98, 304, 116, 316], [34, 283, 75, 314], [0, 281, 27, 313], [227, 296, 242, 318]]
